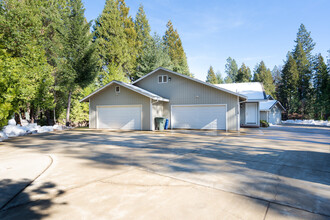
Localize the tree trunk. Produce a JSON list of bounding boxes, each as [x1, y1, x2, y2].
[[30, 105, 35, 123], [66, 90, 72, 126], [14, 112, 21, 126]]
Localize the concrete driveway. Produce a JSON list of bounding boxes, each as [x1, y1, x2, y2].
[[0, 125, 329, 219]]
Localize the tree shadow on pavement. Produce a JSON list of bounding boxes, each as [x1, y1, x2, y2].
[[0, 179, 66, 220]]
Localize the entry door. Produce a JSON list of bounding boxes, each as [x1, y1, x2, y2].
[[171, 105, 226, 130], [97, 105, 142, 130], [246, 103, 257, 124]]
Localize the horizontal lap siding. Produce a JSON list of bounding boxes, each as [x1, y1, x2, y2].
[[89, 84, 150, 130], [135, 69, 239, 130]]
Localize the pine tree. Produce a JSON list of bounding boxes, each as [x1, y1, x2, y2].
[[278, 54, 299, 114], [58, 0, 97, 125], [294, 24, 315, 60], [119, 0, 138, 80], [134, 4, 152, 80], [206, 66, 217, 84], [224, 57, 238, 83], [313, 54, 329, 119], [292, 24, 315, 118], [236, 63, 251, 82], [135, 4, 151, 55], [163, 20, 190, 76], [253, 61, 275, 96], [216, 72, 224, 84], [134, 33, 172, 79], [93, 0, 136, 84], [293, 41, 313, 117], [271, 65, 282, 84]]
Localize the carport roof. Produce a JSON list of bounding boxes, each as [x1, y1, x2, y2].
[[260, 100, 286, 111], [80, 81, 169, 102], [216, 82, 266, 100]]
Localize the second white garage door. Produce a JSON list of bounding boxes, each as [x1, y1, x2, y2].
[[171, 104, 227, 130], [97, 105, 142, 130]]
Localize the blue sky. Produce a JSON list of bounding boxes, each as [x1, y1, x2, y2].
[[83, 0, 330, 81]]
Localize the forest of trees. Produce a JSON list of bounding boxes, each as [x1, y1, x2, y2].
[[206, 24, 330, 120], [0, 0, 329, 129], [0, 0, 190, 127]]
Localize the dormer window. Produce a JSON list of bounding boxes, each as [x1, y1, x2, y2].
[[158, 75, 168, 83], [115, 86, 120, 93]]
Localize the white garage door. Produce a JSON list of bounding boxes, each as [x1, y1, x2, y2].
[[171, 105, 227, 130], [97, 105, 142, 130]]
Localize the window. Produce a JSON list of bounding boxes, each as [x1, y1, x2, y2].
[[115, 86, 120, 93], [158, 75, 168, 84]]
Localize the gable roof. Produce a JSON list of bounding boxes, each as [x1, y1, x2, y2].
[[80, 80, 169, 102], [259, 100, 286, 111], [132, 67, 247, 100], [267, 94, 275, 100], [215, 82, 266, 100]]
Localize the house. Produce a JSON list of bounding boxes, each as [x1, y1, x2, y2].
[[216, 82, 266, 127], [259, 100, 286, 125], [216, 82, 285, 126], [80, 67, 247, 131]]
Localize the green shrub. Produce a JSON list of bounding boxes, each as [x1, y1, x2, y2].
[[260, 120, 269, 127]]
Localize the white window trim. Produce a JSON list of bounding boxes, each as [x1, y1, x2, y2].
[[158, 75, 168, 84]]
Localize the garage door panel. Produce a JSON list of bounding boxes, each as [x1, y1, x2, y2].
[[172, 105, 226, 130], [97, 106, 141, 130]]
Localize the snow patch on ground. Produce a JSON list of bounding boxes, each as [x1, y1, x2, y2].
[[0, 120, 67, 142], [282, 119, 330, 126]]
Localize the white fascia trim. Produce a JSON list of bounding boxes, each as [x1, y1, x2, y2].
[[80, 80, 169, 103]]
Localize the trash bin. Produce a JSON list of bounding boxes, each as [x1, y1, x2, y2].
[[164, 119, 169, 129], [155, 117, 166, 130]]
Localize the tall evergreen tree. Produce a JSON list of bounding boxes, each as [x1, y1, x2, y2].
[[292, 24, 315, 118], [93, 0, 136, 84], [278, 54, 299, 114], [134, 4, 151, 55], [313, 54, 329, 119], [206, 66, 217, 84], [294, 24, 315, 60], [134, 33, 172, 79], [216, 72, 224, 84], [236, 63, 251, 82], [163, 20, 190, 76], [134, 4, 152, 80], [271, 65, 282, 84], [224, 57, 238, 83], [253, 61, 275, 96], [119, 0, 138, 80], [293, 41, 313, 117], [58, 0, 97, 125]]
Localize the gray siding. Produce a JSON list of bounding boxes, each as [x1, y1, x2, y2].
[[135, 69, 240, 130], [89, 84, 151, 130], [240, 103, 245, 125], [151, 101, 164, 130], [260, 111, 268, 122], [269, 104, 282, 124]]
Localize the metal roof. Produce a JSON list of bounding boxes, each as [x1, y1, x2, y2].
[[259, 100, 286, 111], [216, 82, 266, 100]]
